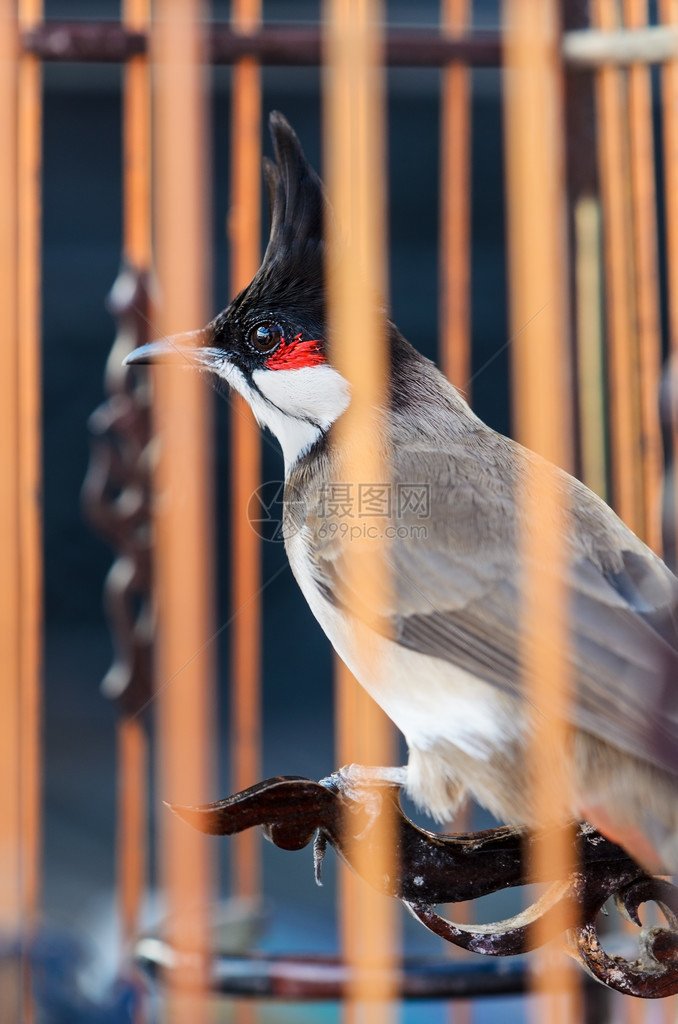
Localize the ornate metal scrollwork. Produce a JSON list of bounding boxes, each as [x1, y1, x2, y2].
[[82, 263, 154, 715], [169, 774, 678, 998]]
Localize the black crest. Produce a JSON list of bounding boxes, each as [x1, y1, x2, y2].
[[232, 112, 327, 325]]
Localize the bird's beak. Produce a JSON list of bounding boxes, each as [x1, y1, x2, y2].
[[124, 329, 212, 368]]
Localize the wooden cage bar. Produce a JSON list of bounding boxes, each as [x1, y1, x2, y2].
[[117, 0, 151, 952], [17, 1, 43, 1019], [0, 0, 44, 1016], [439, 6, 473, 1024], [658, 11, 678, 1018], [593, 0, 644, 537], [17, 0, 43, 956], [21, 22, 502, 67], [624, 0, 663, 555], [324, 1, 399, 1020], [25, 18, 678, 69], [152, 0, 215, 1016], [123, 0, 152, 274], [229, 0, 263, 922], [0, 1, 28, 1018], [503, 0, 578, 1018], [229, 3, 263, 1022], [574, 195, 607, 501], [660, 0, 678, 565], [440, 0, 472, 394]]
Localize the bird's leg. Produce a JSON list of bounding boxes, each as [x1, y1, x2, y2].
[[320, 763, 408, 797], [314, 766, 406, 880], [319, 764, 408, 839]]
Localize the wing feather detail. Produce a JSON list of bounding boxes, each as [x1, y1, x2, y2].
[[297, 431, 678, 777]]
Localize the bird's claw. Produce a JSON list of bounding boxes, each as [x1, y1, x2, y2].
[[313, 830, 327, 886]]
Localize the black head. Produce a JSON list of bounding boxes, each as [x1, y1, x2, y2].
[[235, 111, 326, 323], [126, 113, 329, 384], [125, 114, 352, 467], [207, 111, 329, 381]]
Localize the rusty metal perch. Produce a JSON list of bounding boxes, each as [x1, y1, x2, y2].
[[167, 775, 678, 999]]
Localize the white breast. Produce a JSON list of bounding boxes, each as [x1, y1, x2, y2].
[[285, 528, 517, 763]]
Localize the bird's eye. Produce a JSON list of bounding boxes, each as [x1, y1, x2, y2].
[[250, 323, 283, 353]]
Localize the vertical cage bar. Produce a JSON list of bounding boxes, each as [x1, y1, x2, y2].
[[660, 0, 678, 564], [440, 0, 472, 394], [590, 19, 651, 1024], [503, 0, 578, 1020], [153, 0, 215, 1016], [593, 0, 644, 536], [439, 6, 473, 1024], [229, 5, 262, 1023], [117, 718, 147, 949], [324, 2, 398, 1021], [657, 9, 678, 1014], [118, 0, 151, 951], [624, 0, 663, 555], [17, 0, 43, 956], [229, 0, 262, 912], [0, 0, 23, 1016], [124, 0, 152, 273], [574, 198, 607, 500], [565, 4, 607, 504]]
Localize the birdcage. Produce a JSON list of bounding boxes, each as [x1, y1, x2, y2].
[[3, 2, 678, 1022]]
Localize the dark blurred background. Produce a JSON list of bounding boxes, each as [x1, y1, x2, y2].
[[42, 1, 526, 1020]]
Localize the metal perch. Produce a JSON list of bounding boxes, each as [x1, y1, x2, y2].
[[169, 774, 678, 999]]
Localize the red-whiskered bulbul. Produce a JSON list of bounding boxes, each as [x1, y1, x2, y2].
[[127, 112, 678, 872]]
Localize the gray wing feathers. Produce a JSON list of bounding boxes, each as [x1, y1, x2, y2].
[[305, 436, 678, 776]]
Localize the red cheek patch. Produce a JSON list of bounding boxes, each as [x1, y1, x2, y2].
[[265, 332, 326, 371]]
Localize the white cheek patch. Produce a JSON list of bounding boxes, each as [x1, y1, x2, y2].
[[214, 358, 350, 471], [252, 364, 350, 429]]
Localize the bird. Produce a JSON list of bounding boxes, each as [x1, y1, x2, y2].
[[126, 111, 678, 873]]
